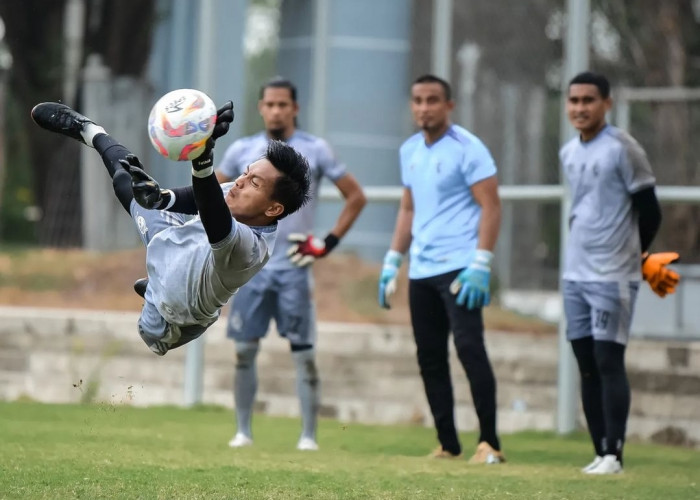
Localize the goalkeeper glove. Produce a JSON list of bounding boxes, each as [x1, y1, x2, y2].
[[191, 101, 235, 175], [642, 251, 680, 298], [378, 250, 402, 309], [286, 233, 340, 267], [449, 249, 493, 310], [120, 154, 173, 210]]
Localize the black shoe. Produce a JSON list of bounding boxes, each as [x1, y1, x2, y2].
[[133, 278, 149, 299], [30, 102, 95, 144]]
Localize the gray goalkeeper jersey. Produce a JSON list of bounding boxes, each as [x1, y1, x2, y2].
[[217, 130, 347, 270], [146, 182, 277, 327], [559, 125, 655, 282]]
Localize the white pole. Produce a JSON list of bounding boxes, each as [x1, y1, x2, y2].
[[310, 0, 329, 137], [431, 0, 453, 80], [556, 0, 590, 434], [183, 0, 217, 407]]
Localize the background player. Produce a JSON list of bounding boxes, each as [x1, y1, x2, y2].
[[216, 77, 366, 451], [560, 71, 679, 474], [378, 74, 504, 463]]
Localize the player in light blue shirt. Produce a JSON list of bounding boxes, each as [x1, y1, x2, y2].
[[31, 100, 311, 357], [216, 78, 366, 451], [378, 74, 504, 463], [560, 71, 678, 475]]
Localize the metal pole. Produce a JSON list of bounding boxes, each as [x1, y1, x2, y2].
[[183, 0, 217, 407], [310, 0, 329, 136], [556, 0, 590, 434], [431, 0, 453, 80]]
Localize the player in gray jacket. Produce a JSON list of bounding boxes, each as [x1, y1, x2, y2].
[[31, 100, 311, 356]]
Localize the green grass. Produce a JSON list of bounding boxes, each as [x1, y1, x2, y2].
[[0, 403, 698, 499]]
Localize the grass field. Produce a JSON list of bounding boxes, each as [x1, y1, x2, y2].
[[0, 403, 697, 499]]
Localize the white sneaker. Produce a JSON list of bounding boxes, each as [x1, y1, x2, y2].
[[581, 455, 604, 473], [228, 433, 253, 448], [296, 437, 319, 451], [585, 454, 623, 474]]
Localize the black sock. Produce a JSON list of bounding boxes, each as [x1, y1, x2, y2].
[[594, 340, 629, 466], [93, 133, 133, 178], [571, 337, 606, 457]]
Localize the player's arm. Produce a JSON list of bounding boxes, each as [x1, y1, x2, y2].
[[119, 156, 199, 215], [377, 187, 413, 309], [631, 186, 661, 253], [286, 173, 367, 266], [191, 102, 235, 245], [471, 175, 501, 252], [449, 175, 501, 309]]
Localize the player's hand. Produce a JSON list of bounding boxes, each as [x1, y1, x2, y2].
[[378, 250, 402, 309], [449, 249, 493, 309], [120, 154, 170, 210], [286, 233, 339, 267], [642, 252, 680, 298], [192, 101, 234, 172]]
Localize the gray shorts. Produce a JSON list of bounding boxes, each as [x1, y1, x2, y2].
[[226, 266, 316, 346], [563, 280, 639, 345], [130, 201, 189, 338]]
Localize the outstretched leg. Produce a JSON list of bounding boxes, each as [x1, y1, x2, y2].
[[31, 103, 133, 213]]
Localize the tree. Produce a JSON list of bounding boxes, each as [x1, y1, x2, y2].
[[0, 0, 155, 246]]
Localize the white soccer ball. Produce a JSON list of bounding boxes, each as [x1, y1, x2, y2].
[[148, 88, 217, 161]]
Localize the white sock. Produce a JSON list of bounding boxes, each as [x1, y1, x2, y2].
[[80, 123, 106, 148]]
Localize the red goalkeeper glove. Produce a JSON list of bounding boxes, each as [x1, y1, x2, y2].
[[286, 233, 339, 267]]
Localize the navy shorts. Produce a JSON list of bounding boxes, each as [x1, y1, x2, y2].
[[226, 266, 316, 346], [563, 280, 639, 345]]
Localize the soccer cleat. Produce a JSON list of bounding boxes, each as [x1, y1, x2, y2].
[[228, 433, 253, 448], [585, 454, 623, 474], [30, 102, 95, 145], [581, 455, 604, 473], [296, 437, 319, 451], [133, 278, 149, 299], [138, 325, 170, 356], [468, 441, 506, 464], [428, 446, 462, 459]]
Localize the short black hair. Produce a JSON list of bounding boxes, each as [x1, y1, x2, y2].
[[259, 77, 297, 102], [568, 71, 611, 99], [265, 140, 310, 219], [413, 74, 452, 101]]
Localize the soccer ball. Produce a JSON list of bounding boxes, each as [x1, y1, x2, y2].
[[147, 88, 217, 161]]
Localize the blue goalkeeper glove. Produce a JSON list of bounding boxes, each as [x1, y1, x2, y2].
[[449, 249, 494, 310], [378, 250, 403, 309]]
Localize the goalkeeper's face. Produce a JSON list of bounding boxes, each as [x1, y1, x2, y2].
[[410, 82, 454, 135], [225, 159, 284, 226]]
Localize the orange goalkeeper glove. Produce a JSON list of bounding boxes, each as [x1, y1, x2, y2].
[[642, 252, 680, 298]]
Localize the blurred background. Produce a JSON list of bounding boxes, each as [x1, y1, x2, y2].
[[1, 0, 699, 288], [0, 0, 699, 444]]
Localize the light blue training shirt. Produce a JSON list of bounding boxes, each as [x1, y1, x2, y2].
[[559, 124, 656, 282], [217, 130, 347, 270], [400, 124, 498, 280], [146, 182, 277, 327]]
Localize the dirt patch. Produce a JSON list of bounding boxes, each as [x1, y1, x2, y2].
[[0, 247, 555, 333]]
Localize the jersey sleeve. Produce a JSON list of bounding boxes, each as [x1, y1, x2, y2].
[[317, 139, 347, 182], [618, 133, 656, 193], [461, 138, 497, 186], [216, 140, 245, 180]]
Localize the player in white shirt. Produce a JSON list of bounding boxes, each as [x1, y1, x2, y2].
[[216, 78, 366, 451], [560, 71, 680, 474], [31, 100, 311, 357]]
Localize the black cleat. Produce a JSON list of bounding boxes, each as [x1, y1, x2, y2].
[[133, 278, 149, 299], [30, 102, 95, 144]]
